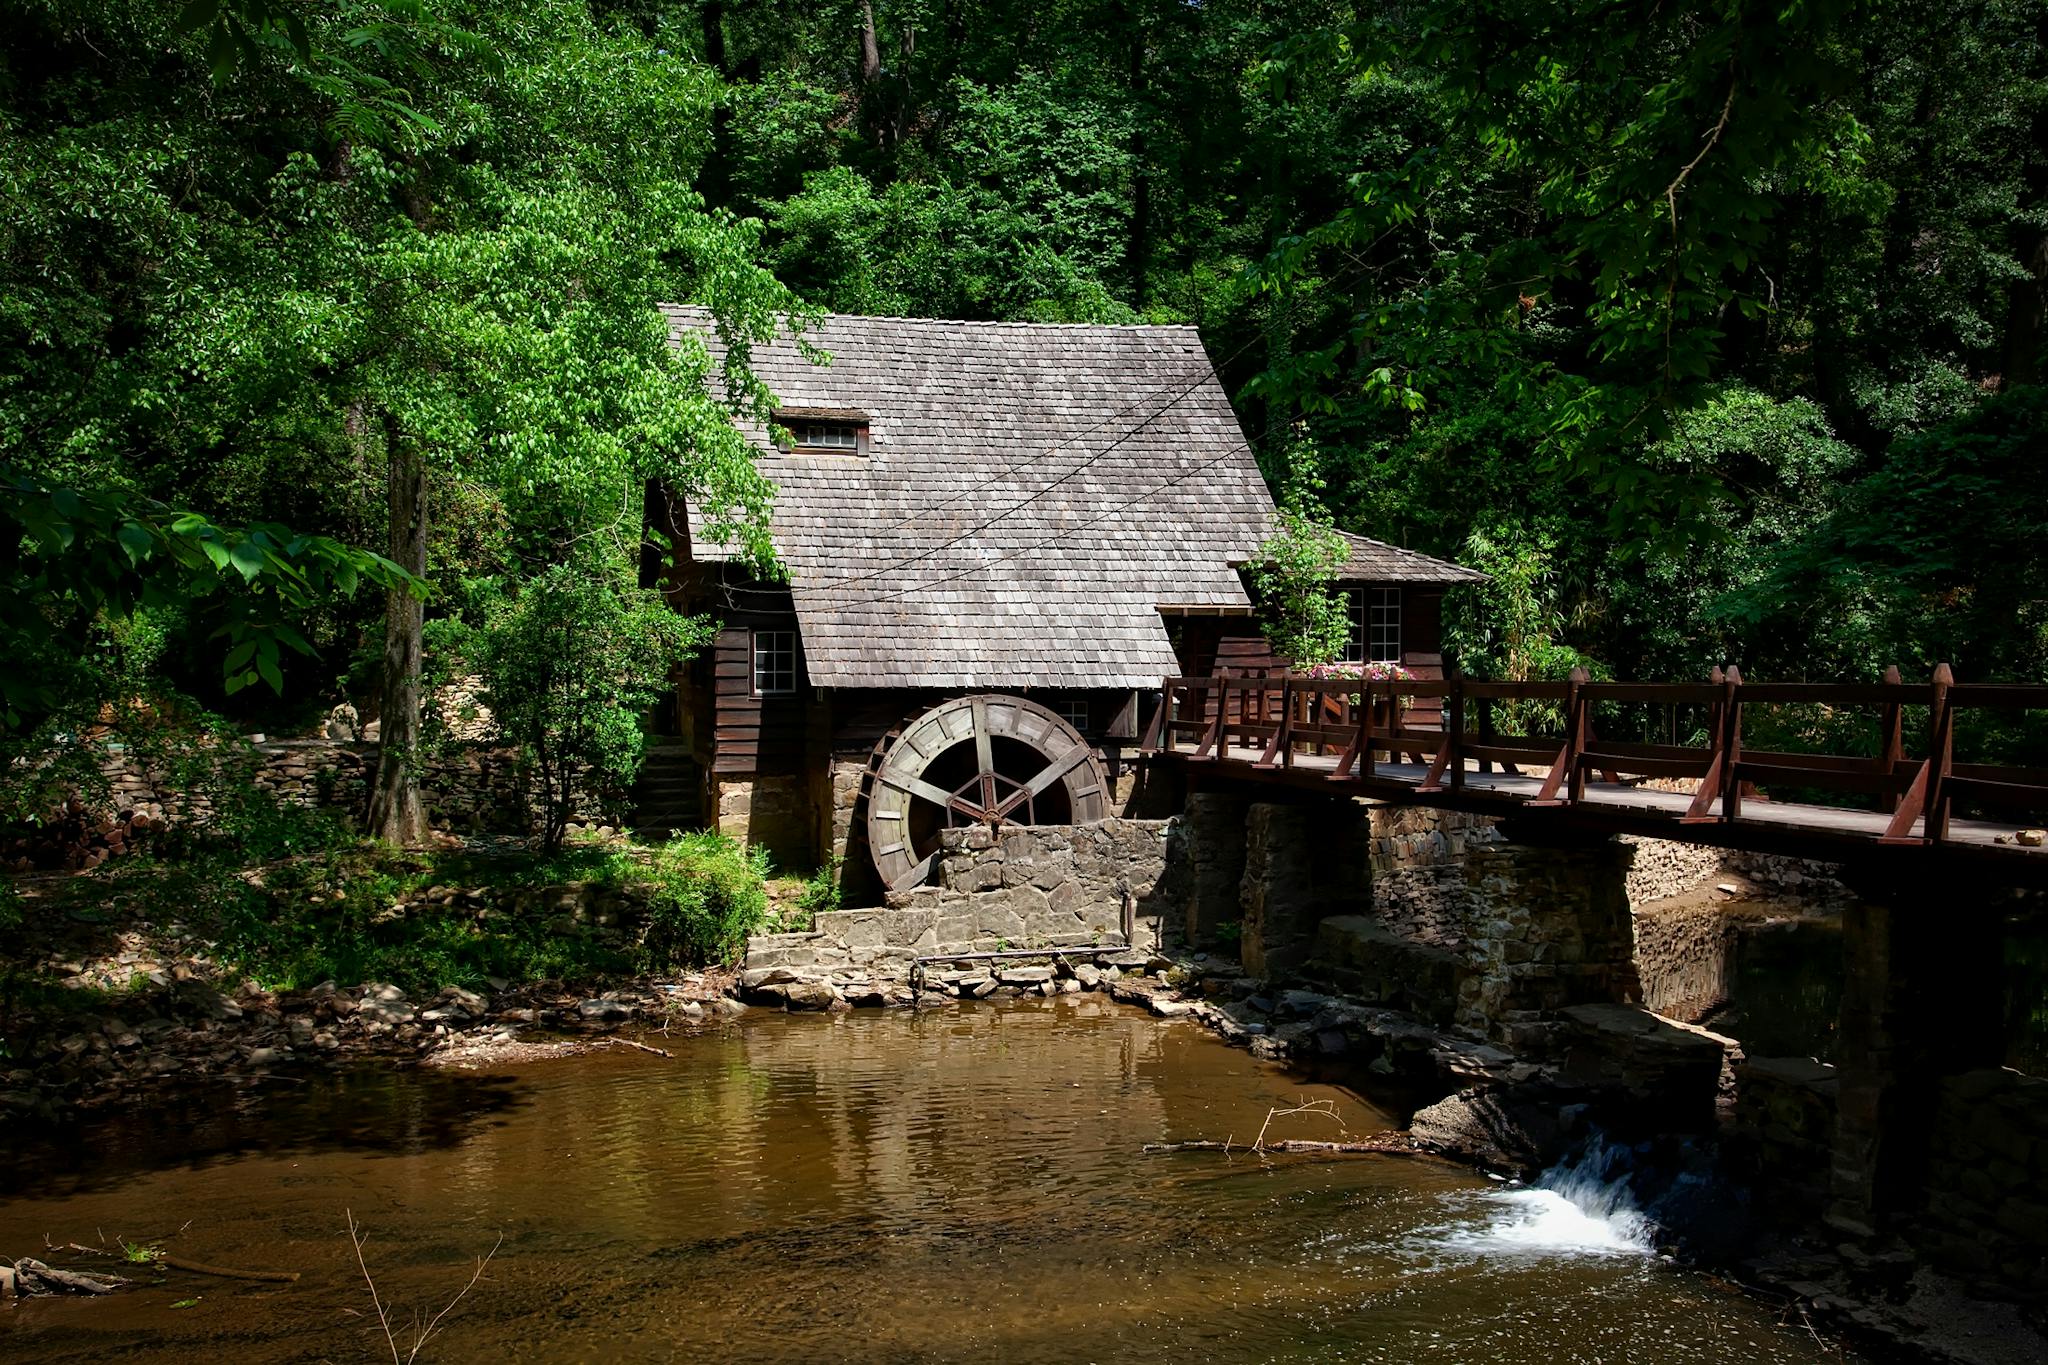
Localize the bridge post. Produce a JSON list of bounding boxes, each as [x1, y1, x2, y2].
[[1239, 800, 1370, 979], [1457, 824, 1639, 1050], [1175, 790, 1251, 949], [1827, 873, 2006, 1238]]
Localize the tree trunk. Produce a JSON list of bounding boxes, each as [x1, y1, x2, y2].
[[1127, 12, 1149, 311], [369, 417, 429, 846]]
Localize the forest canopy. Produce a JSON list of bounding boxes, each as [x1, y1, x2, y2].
[[3, 0, 2044, 796]]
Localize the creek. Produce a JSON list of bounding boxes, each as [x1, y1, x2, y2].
[[0, 998, 1853, 1363]]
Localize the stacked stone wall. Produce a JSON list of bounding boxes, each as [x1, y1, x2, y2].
[[1455, 839, 1640, 1048], [709, 773, 813, 867], [1240, 803, 1370, 979], [98, 736, 608, 838], [1631, 899, 1740, 1021], [1729, 1056, 1840, 1223], [1920, 1067, 2048, 1303], [745, 819, 1175, 988], [906, 818, 1172, 952]]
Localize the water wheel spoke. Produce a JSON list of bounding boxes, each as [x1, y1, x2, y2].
[[992, 742, 1092, 820], [881, 770, 986, 821]]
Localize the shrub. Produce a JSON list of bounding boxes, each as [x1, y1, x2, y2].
[[639, 832, 770, 971], [796, 855, 842, 918], [470, 562, 713, 850], [1246, 509, 1351, 666]]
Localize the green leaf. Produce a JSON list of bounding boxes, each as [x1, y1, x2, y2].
[[228, 540, 266, 582], [116, 522, 155, 565], [255, 649, 285, 693]]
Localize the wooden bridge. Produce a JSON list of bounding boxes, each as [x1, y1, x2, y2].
[[1137, 665, 2048, 887]]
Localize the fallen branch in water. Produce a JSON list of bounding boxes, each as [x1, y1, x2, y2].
[[159, 1254, 299, 1283], [347, 1209, 502, 1365], [1145, 1095, 1425, 1158], [6, 1258, 128, 1295], [604, 1037, 671, 1059], [1143, 1133, 1420, 1156]]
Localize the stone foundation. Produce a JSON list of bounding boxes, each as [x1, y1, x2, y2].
[[96, 736, 608, 838], [1632, 897, 1740, 1021], [1921, 1067, 2048, 1303], [1240, 802, 1370, 979], [743, 818, 1174, 991], [1455, 836, 1639, 1047], [710, 773, 813, 866]]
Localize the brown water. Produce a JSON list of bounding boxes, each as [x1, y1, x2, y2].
[[0, 999, 1847, 1363]]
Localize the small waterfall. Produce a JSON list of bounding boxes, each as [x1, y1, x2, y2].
[[1434, 1139, 1657, 1258]]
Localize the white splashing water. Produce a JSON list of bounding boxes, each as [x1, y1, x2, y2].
[[1432, 1144, 1657, 1258]]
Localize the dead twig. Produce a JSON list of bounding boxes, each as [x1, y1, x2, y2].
[[1143, 1133, 1422, 1157], [604, 1036, 671, 1059], [160, 1255, 299, 1283], [346, 1209, 502, 1365], [1145, 1097, 1420, 1158], [1251, 1097, 1345, 1152]]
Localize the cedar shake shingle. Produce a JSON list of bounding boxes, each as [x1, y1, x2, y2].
[[663, 307, 1478, 688]]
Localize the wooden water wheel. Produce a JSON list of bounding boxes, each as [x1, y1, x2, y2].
[[866, 694, 1110, 890]]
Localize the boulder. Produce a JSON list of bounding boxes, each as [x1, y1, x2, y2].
[[1408, 1086, 1568, 1176], [782, 980, 840, 1011]]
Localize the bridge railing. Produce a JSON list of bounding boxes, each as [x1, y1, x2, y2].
[[1136, 663, 2048, 848]]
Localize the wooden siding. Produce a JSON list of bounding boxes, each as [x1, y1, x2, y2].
[[711, 618, 809, 776]]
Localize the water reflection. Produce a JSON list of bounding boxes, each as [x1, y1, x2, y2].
[[0, 998, 1852, 1363]]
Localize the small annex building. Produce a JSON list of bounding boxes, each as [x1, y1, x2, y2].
[[649, 307, 1481, 902]]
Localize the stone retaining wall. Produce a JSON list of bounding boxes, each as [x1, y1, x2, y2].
[[1921, 1067, 2048, 1303], [744, 818, 1174, 993], [1454, 839, 1641, 1048], [1729, 1055, 1840, 1222], [96, 736, 607, 837], [1631, 898, 1740, 1021]]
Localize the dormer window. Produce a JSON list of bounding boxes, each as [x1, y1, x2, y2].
[[792, 421, 858, 450], [776, 408, 870, 456]]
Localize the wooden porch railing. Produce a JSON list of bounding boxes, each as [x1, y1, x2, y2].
[[1133, 664, 2048, 851]]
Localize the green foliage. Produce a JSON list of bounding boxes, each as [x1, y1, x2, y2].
[[1, 473, 418, 731], [641, 832, 770, 971], [1246, 510, 1350, 666], [1722, 387, 2048, 684], [70, 840, 646, 996], [468, 562, 713, 850], [796, 855, 843, 919]]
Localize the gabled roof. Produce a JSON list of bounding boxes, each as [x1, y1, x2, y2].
[[664, 306, 1277, 689], [1330, 530, 1487, 586]]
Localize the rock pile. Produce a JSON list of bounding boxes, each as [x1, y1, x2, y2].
[[4, 796, 158, 872]]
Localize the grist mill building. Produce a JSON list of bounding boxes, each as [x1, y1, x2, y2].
[[649, 307, 1480, 902]]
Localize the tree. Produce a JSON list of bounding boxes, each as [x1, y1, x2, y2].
[[3, 0, 807, 845], [1245, 509, 1351, 666], [472, 562, 713, 850]]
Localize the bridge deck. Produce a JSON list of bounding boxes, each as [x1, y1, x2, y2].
[[1168, 744, 2048, 883]]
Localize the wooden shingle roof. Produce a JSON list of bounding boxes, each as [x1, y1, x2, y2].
[[666, 307, 1278, 689], [664, 308, 1475, 688], [1330, 530, 1487, 585]]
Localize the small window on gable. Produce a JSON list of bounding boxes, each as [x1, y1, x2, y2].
[[752, 630, 798, 696], [777, 411, 868, 455], [1050, 697, 1091, 734]]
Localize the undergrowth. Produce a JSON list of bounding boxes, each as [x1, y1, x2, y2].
[[13, 813, 770, 1000]]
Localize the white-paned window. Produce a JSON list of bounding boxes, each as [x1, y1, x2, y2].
[[752, 630, 798, 695], [787, 421, 860, 452], [1051, 697, 1090, 734], [1344, 588, 1402, 664]]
